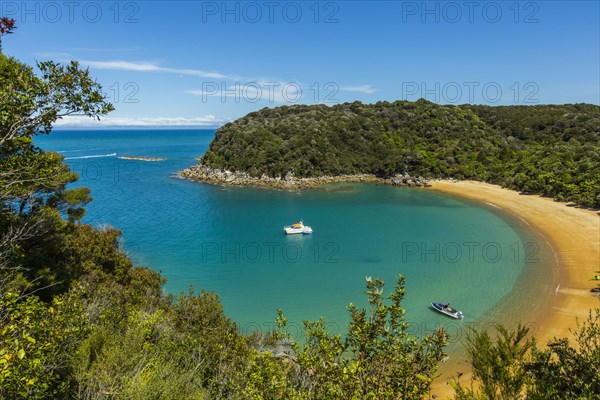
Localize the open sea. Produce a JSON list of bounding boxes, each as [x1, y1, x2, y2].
[[36, 129, 556, 344]]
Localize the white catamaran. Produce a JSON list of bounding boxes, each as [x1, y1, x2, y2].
[[283, 221, 313, 235]]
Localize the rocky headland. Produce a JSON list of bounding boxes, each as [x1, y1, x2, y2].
[[179, 164, 430, 190]]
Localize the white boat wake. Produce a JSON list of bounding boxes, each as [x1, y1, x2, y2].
[[64, 153, 117, 160]]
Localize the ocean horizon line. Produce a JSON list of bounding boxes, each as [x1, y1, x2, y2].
[[54, 126, 221, 131]]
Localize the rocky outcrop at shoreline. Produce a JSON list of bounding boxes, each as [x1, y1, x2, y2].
[[179, 165, 430, 190], [389, 173, 431, 187], [119, 155, 166, 162]]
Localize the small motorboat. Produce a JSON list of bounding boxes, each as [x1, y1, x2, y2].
[[284, 221, 313, 235], [431, 302, 464, 319]]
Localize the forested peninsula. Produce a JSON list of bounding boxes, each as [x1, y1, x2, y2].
[[182, 100, 600, 208]]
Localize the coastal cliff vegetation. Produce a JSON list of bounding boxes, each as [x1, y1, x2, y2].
[[1, 22, 599, 399], [199, 101, 600, 207]]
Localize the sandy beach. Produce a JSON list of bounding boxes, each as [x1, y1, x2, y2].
[[429, 180, 600, 398]]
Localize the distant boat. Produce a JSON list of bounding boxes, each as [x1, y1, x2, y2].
[[284, 221, 313, 235], [431, 302, 464, 319]]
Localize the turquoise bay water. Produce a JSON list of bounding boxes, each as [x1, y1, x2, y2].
[[36, 130, 553, 340]]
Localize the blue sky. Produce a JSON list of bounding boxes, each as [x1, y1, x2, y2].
[[2, 0, 599, 127]]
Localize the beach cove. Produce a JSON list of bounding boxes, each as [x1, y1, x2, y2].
[[430, 181, 600, 398]]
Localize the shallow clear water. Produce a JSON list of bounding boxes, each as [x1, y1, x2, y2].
[[36, 130, 553, 341]]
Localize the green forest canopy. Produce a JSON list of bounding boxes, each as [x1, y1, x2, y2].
[[200, 100, 600, 207]]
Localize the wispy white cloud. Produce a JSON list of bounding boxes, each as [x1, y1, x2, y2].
[[339, 84, 377, 94], [49, 55, 377, 101], [188, 80, 303, 103], [34, 52, 377, 101], [35, 51, 73, 59], [78, 60, 233, 80], [54, 115, 229, 128]]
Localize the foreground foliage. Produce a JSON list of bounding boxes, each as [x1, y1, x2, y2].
[[274, 276, 448, 399], [453, 310, 600, 400], [201, 101, 600, 207]]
